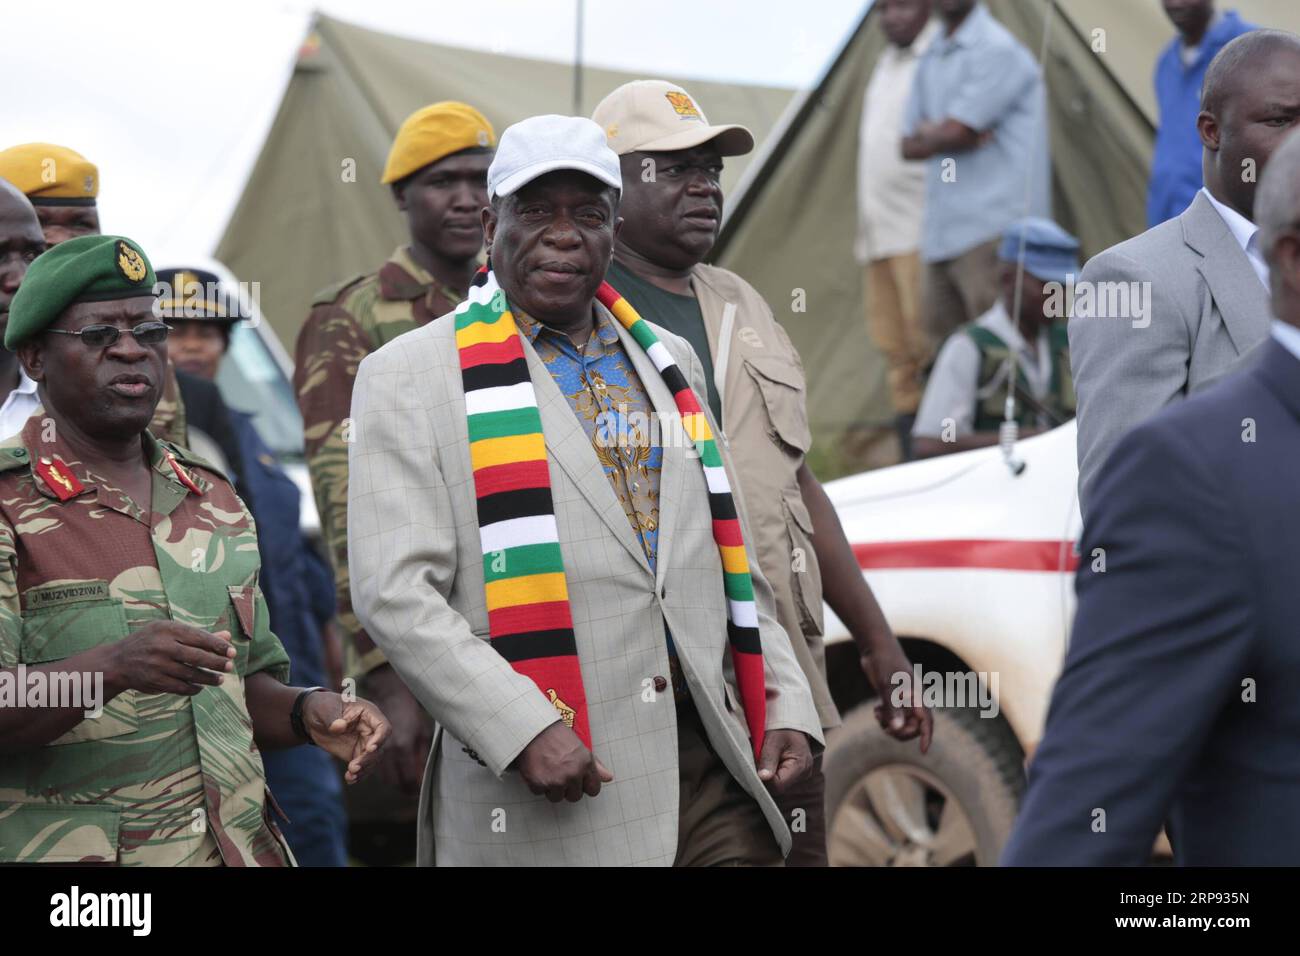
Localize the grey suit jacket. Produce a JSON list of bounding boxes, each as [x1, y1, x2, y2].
[[1070, 190, 1271, 518], [347, 301, 822, 866]]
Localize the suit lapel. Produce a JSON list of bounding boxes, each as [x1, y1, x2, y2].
[[520, 333, 651, 575], [610, 311, 688, 591], [1182, 191, 1272, 355]]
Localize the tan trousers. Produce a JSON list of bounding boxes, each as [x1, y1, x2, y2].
[[673, 700, 784, 867], [865, 253, 929, 416], [772, 753, 827, 866], [920, 238, 1002, 346]]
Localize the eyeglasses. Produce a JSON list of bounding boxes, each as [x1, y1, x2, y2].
[[45, 321, 172, 348]]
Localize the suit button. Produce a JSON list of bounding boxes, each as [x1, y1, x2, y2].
[[653, 676, 668, 693]]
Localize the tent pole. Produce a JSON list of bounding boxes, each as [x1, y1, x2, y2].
[[573, 0, 585, 115]]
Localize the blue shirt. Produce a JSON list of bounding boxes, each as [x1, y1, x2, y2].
[[517, 306, 691, 698], [1148, 10, 1256, 227], [515, 307, 664, 569], [904, 3, 1051, 262], [228, 410, 334, 686]]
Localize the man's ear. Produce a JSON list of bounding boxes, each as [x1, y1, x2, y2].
[[1277, 232, 1300, 296], [482, 205, 497, 247], [1197, 110, 1222, 152], [391, 181, 408, 212], [17, 340, 44, 383]]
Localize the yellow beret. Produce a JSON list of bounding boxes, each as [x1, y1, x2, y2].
[[381, 102, 495, 185], [0, 143, 98, 205]]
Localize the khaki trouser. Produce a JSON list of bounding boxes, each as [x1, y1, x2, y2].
[[673, 700, 784, 867], [921, 238, 1002, 346], [772, 754, 827, 866], [865, 253, 929, 416]]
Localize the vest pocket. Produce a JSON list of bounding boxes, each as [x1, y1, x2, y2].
[[18, 598, 138, 744], [0, 801, 121, 863], [743, 355, 812, 456], [781, 488, 825, 638]]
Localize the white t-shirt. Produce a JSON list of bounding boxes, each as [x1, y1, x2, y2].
[[855, 19, 941, 263]]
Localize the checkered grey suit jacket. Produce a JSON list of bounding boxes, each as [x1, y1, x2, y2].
[[348, 301, 823, 866]]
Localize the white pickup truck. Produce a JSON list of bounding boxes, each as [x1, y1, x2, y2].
[[820, 423, 1082, 866]]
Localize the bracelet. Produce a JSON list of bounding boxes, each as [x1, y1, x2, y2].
[[291, 686, 327, 746]]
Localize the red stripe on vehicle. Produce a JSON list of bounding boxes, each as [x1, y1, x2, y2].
[[853, 539, 1078, 573]]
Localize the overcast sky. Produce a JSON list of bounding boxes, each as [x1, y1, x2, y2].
[[1, 0, 868, 262]]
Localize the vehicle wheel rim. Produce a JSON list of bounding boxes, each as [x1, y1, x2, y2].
[[828, 763, 979, 867]]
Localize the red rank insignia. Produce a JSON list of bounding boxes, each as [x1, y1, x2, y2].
[[35, 456, 85, 502], [166, 452, 204, 495]]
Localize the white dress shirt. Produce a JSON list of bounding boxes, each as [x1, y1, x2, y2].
[[0, 367, 39, 441], [856, 19, 941, 263], [1202, 187, 1269, 289]]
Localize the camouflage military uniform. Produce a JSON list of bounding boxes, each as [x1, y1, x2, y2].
[[294, 246, 461, 677], [0, 415, 293, 866], [149, 362, 188, 447]]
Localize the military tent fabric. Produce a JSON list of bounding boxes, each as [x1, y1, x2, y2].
[[714, 0, 1300, 477], [220, 3, 1300, 478], [215, 14, 793, 353]]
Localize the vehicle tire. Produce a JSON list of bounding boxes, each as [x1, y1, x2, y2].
[[824, 702, 1024, 866]]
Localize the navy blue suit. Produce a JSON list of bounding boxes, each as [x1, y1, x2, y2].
[[1003, 338, 1300, 866]]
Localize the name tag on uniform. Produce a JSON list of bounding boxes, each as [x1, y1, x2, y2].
[[24, 580, 111, 610]]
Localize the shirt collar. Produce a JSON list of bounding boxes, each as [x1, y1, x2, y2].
[[983, 299, 1029, 353], [983, 298, 1050, 360], [1182, 11, 1224, 48], [16, 417, 205, 506], [1271, 321, 1300, 363], [378, 245, 448, 302], [941, 2, 989, 50], [1201, 187, 1259, 255], [887, 18, 942, 61], [513, 303, 619, 349]]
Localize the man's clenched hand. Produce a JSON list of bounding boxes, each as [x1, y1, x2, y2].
[[514, 721, 613, 803]]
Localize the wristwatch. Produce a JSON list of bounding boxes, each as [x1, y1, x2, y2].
[[291, 686, 328, 746]]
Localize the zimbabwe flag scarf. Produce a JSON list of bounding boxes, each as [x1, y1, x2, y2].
[[455, 268, 766, 759]]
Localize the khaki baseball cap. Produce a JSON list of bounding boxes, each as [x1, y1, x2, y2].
[[592, 80, 754, 157]]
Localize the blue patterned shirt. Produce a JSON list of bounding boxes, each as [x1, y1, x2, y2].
[[517, 306, 688, 698], [515, 307, 663, 569]]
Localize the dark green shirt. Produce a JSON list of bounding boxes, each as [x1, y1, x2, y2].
[[606, 260, 723, 423]]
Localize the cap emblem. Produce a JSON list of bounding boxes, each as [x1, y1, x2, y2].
[[665, 91, 701, 119], [116, 241, 147, 284]]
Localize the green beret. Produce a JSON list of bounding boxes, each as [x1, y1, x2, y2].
[[6, 235, 156, 350]]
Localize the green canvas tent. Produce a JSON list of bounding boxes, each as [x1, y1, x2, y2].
[[714, 0, 1300, 477], [216, 14, 793, 351]]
